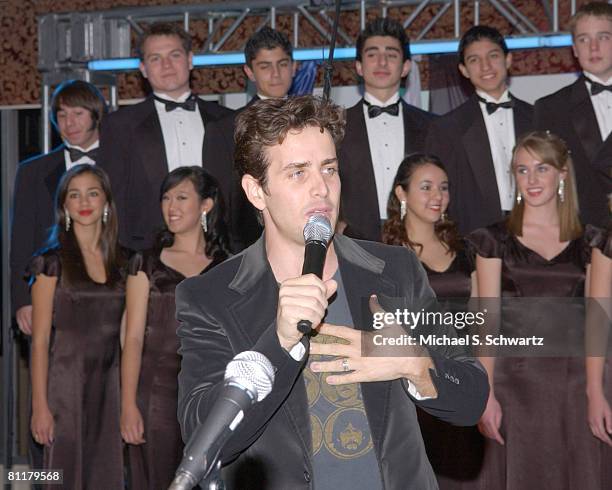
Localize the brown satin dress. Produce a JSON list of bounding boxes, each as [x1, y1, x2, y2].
[[126, 250, 225, 490], [417, 243, 486, 490], [464, 222, 611, 490], [28, 249, 125, 490]]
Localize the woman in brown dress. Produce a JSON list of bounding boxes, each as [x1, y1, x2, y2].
[[467, 131, 609, 490], [382, 153, 481, 490], [120, 166, 230, 490], [29, 164, 126, 489]]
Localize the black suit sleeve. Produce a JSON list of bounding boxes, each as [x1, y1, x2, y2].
[[176, 280, 306, 463], [10, 162, 37, 312], [401, 254, 489, 426]]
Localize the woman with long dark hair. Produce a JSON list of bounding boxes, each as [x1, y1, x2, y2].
[[383, 154, 480, 490], [29, 164, 125, 489], [383, 153, 477, 298], [120, 166, 230, 489], [467, 131, 610, 489]]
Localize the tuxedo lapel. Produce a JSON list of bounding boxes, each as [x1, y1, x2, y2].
[[512, 97, 533, 139], [570, 80, 603, 163], [134, 98, 168, 186], [460, 97, 502, 214], [43, 147, 67, 200], [402, 101, 426, 155]]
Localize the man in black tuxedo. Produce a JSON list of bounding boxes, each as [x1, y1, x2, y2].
[[534, 2, 612, 226], [339, 17, 436, 242], [11, 80, 107, 335], [98, 23, 232, 250], [204, 27, 296, 251], [426, 26, 533, 234], [176, 96, 488, 490]]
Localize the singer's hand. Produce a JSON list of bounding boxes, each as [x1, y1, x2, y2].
[[277, 274, 337, 352], [309, 295, 437, 398]]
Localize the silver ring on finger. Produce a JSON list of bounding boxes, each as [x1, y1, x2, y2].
[[342, 358, 350, 372]]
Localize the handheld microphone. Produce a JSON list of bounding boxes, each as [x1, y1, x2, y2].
[[297, 214, 333, 334], [169, 351, 275, 490]]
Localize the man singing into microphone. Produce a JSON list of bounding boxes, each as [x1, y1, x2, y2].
[[176, 96, 488, 489]]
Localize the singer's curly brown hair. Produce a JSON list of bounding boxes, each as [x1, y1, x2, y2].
[[382, 153, 463, 255], [234, 95, 346, 190]]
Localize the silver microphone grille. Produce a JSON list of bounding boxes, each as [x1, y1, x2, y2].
[[303, 214, 333, 244], [224, 351, 275, 402]]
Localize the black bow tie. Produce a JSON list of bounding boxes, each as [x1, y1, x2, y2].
[[363, 99, 400, 118], [154, 94, 197, 112], [584, 76, 612, 96], [68, 147, 98, 162], [477, 96, 515, 115]]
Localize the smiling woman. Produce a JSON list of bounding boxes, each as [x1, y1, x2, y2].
[[28, 164, 126, 489]]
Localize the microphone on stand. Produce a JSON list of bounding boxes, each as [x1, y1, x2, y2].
[[297, 214, 333, 334], [169, 351, 275, 490]]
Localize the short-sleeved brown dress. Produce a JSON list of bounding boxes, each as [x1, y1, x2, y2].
[[418, 243, 485, 490], [28, 249, 125, 490], [465, 222, 611, 490], [126, 249, 226, 490]]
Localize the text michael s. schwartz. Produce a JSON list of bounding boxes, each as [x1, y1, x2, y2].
[[371, 334, 545, 347]]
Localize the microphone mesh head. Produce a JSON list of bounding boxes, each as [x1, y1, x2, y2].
[[224, 351, 275, 402], [303, 214, 333, 244]]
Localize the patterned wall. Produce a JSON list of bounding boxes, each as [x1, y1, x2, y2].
[[0, 0, 589, 106]]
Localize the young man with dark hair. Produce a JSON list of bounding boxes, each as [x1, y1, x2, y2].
[[204, 26, 296, 251], [176, 95, 488, 490], [339, 17, 436, 242], [11, 79, 107, 335], [534, 1, 612, 226], [98, 22, 232, 250], [426, 25, 534, 234]]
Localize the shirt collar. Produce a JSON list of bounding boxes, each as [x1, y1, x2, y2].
[[583, 71, 612, 86], [64, 140, 100, 152], [363, 91, 400, 107], [476, 89, 511, 104], [153, 90, 192, 103]]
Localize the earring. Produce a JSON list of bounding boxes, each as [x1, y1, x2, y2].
[[102, 204, 109, 225], [64, 208, 71, 231], [201, 211, 208, 233], [400, 200, 407, 220], [440, 212, 447, 223], [558, 179, 565, 203], [516, 193, 522, 204]]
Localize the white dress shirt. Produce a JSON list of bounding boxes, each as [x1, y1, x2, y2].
[[584, 71, 612, 142], [363, 92, 405, 220], [64, 140, 99, 170], [477, 89, 515, 212], [153, 91, 205, 172]]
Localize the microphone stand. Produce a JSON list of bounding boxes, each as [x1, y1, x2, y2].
[[322, 0, 342, 101]]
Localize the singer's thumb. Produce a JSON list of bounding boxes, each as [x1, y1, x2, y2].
[[325, 279, 338, 299]]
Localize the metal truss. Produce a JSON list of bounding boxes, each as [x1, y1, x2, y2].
[[37, 0, 580, 150]]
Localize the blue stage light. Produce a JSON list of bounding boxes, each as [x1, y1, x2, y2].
[[87, 34, 573, 71]]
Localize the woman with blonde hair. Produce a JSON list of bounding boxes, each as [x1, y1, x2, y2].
[[468, 131, 609, 489]]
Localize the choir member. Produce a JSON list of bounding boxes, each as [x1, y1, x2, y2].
[[29, 164, 125, 489], [205, 26, 296, 252], [339, 17, 436, 242], [535, 2, 612, 228], [121, 166, 230, 489], [467, 131, 608, 489], [11, 79, 107, 334], [99, 22, 232, 250], [426, 26, 533, 234]]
